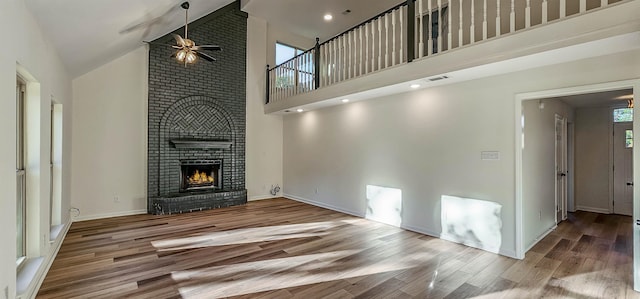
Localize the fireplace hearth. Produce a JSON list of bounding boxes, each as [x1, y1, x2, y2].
[[180, 160, 222, 191]]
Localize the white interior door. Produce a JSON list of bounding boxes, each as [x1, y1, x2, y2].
[[555, 115, 568, 223], [614, 122, 633, 216]]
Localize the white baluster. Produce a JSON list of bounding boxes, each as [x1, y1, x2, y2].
[[332, 39, 337, 83], [542, 0, 548, 24], [384, 14, 389, 68], [307, 52, 312, 90], [333, 39, 338, 82], [496, 0, 501, 37], [459, 0, 463, 46], [347, 32, 352, 79], [329, 40, 334, 84], [601, 0, 607, 8], [392, 9, 396, 65], [378, 17, 382, 70], [336, 38, 340, 82], [447, 1, 452, 50], [365, 24, 369, 74], [580, 0, 586, 13], [470, 0, 475, 43], [400, 7, 404, 62], [560, 0, 566, 18], [359, 27, 363, 76], [289, 61, 294, 96], [422, 0, 433, 55], [353, 30, 357, 77], [342, 36, 346, 81], [273, 67, 281, 99], [371, 21, 376, 71], [510, 0, 515, 33], [320, 45, 325, 87], [482, 0, 487, 40], [419, 0, 423, 56], [525, 0, 531, 28], [437, 0, 443, 49]]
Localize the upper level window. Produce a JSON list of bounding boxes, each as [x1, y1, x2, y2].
[[613, 108, 633, 122], [276, 42, 304, 65]]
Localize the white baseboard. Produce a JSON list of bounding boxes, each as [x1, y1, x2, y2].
[[19, 219, 72, 299], [249, 195, 278, 201], [74, 209, 147, 222], [525, 225, 557, 252], [285, 194, 519, 259], [283, 193, 364, 218], [403, 224, 518, 259], [576, 205, 610, 214]]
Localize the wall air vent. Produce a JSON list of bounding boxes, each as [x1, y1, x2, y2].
[[427, 75, 449, 82]]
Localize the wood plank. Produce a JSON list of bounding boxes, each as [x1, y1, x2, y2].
[[37, 199, 637, 298]]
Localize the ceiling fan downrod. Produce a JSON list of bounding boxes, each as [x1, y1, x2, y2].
[[182, 2, 189, 40]]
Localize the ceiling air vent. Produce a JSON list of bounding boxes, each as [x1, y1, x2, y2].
[[427, 75, 449, 82]]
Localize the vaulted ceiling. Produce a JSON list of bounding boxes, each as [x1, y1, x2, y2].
[[24, 0, 402, 78]]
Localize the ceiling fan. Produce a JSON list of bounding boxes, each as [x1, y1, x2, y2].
[[147, 1, 222, 66]]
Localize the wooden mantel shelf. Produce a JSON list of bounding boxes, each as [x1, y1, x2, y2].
[[170, 139, 233, 150]]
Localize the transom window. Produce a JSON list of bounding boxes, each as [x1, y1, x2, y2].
[[613, 108, 633, 122]]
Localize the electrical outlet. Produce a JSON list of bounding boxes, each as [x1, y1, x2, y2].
[[114, 196, 120, 203]]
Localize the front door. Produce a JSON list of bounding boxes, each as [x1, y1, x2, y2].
[[614, 122, 633, 215]]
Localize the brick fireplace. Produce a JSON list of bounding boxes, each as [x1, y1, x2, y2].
[[147, 2, 247, 214]]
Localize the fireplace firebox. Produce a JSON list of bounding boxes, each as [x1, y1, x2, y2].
[[180, 160, 222, 192]]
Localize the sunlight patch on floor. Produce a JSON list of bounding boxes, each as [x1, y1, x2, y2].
[[151, 220, 358, 251], [172, 248, 433, 298]]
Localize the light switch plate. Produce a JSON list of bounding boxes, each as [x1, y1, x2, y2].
[[481, 151, 500, 160]]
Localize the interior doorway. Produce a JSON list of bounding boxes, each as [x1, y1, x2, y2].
[[515, 79, 639, 291]]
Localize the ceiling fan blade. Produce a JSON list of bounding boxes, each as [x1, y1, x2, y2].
[[193, 45, 222, 51], [173, 34, 186, 47], [196, 51, 216, 62]]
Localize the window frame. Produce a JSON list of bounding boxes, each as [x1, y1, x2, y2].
[[16, 76, 27, 267]]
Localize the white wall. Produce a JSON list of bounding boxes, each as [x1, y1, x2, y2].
[[246, 16, 285, 200], [522, 99, 574, 250], [0, 1, 73, 298], [71, 46, 148, 219], [574, 107, 611, 213], [282, 49, 640, 258]]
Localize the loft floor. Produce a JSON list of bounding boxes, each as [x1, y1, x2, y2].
[[37, 198, 636, 298]]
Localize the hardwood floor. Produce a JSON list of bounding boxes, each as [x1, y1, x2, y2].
[[38, 198, 639, 298]]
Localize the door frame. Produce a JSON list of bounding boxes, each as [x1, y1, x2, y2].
[[514, 80, 639, 266], [554, 114, 568, 223]]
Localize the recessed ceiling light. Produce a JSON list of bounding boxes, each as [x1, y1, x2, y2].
[[342, 99, 350, 103], [410, 84, 420, 89], [324, 14, 333, 21], [297, 108, 304, 112]]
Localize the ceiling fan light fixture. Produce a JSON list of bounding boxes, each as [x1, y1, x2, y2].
[[185, 51, 198, 64], [176, 49, 187, 62]]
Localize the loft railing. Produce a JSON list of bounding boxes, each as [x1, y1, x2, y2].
[[266, 0, 623, 104]]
